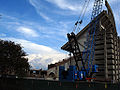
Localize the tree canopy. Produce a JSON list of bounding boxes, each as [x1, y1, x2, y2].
[[0, 39, 30, 76]]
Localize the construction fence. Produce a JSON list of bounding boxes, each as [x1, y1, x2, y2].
[[0, 78, 120, 90]]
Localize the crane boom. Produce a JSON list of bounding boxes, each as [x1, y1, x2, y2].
[[63, 0, 104, 81], [91, 0, 103, 20], [82, 0, 103, 77], [68, 0, 104, 77], [67, 32, 85, 71]]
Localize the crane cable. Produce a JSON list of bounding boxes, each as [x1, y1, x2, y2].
[[77, 0, 88, 22], [77, 0, 91, 33], [81, 0, 91, 21], [73, 0, 88, 32], [73, 0, 91, 33]]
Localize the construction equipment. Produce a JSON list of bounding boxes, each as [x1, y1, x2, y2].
[[82, 0, 103, 79], [67, 32, 85, 71], [59, 0, 104, 81]]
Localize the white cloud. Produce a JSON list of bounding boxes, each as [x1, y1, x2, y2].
[[16, 27, 39, 37], [0, 13, 70, 41], [28, 0, 90, 17], [29, 0, 53, 21], [109, 0, 120, 3], [46, 0, 82, 11], [1, 38, 68, 69], [0, 33, 6, 37], [28, 53, 67, 69], [39, 12, 53, 21], [1, 13, 18, 21]]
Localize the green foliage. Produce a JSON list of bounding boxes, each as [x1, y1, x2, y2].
[[0, 39, 30, 76]]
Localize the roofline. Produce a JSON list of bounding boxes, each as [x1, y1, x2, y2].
[[48, 57, 74, 70], [105, 0, 117, 33], [61, 10, 107, 51], [61, 0, 118, 52]]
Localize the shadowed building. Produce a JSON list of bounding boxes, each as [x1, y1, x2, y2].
[[29, 69, 47, 78]]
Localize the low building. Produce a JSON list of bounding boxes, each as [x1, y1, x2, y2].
[[47, 58, 72, 80], [29, 69, 47, 78]]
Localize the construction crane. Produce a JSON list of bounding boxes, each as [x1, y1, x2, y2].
[[67, 32, 85, 71], [61, 0, 104, 81], [82, 0, 104, 79]]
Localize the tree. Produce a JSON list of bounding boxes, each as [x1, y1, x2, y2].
[[0, 39, 30, 76]]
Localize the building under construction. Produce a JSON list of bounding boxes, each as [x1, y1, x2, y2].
[[61, 0, 120, 83], [1, 0, 120, 90]]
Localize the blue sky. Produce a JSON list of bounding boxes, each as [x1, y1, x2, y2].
[[0, 0, 120, 69]]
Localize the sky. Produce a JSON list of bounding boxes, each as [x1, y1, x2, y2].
[[0, 0, 120, 69]]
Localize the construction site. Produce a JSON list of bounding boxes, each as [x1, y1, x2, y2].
[[60, 0, 120, 83], [0, 0, 120, 90], [46, 0, 120, 84]]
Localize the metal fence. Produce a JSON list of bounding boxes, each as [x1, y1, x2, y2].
[[0, 78, 120, 90]]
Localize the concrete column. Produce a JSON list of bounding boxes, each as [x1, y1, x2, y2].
[[104, 29, 108, 80], [117, 37, 119, 82], [113, 33, 117, 82]]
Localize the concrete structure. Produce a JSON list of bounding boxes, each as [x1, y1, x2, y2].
[[47, 58, 73, 79], [29, 69, 47, 78], [61, 1, 120, 83]]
